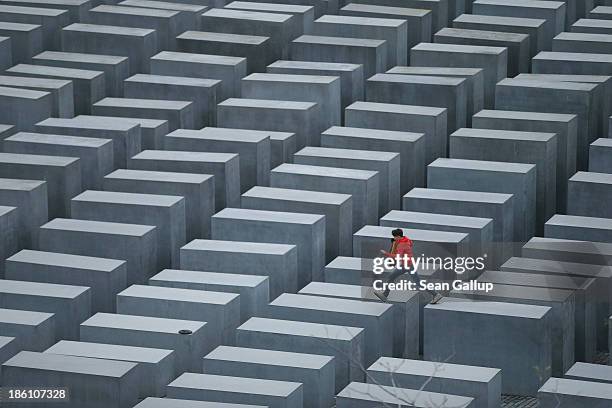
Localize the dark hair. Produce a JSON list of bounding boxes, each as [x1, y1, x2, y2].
[[391, 228, 403, 237]]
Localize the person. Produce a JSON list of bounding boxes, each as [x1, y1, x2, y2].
[[374, 228, 443, 304]]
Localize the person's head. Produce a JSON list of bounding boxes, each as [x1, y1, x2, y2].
[[391, 228, 404, 240]]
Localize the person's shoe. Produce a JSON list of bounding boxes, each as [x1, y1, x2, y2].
[[430, 293, 443, 304], [373, 290, 388, 302]]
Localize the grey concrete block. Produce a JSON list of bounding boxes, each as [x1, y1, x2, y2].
[[61, 23, 158, 75], [271, 162, 379, 232], [538, 377, 612, 407], [167, 373, 303, 408], [0, 178, 47, 248], [268, 130, 297, 167], [1, 351, 140, 408], [521, 235, 612, 266], [0, 21, 42, 64], [44, 340, 175, 398], [119, 0, 206, 31], [348, 0, 447, 32], [203, 345, 333, 408], [35, 116, 141, 169], [103, 168, 214, 240], [38, 218, 157, 285], [236, 316, 365, 390], [129, 149, 240, 210], [0, 36, 9, 69], [0, 5, 69, 50], [0, 336, 19, 376], [424, 298, 553, 396], [0, 0, 91, 21], [5, 249, 127, 313], [117, 284, 239, 346], [150, 269, 269, 323], [0, 75, 73, 118], [134, 397, 267, 408], [566, 362, 612, 383], [80, 312, 208, 374], [545, 214, 612, 243], [321, 125, 426, 193], [0, 124, 15, 141], [76, 114, 167, 151], [71, 190, 186, 269], [0, 206, 18, 277], [0, 308, 55, 351], [164, 127, 270, 192], [567, 172, 612, 218], [590, 138, 612, 173], [0, 86, 53, 132], [571, 18, 612, 35], [0, 279, 91, 340], [226, 1, 314, 37], [180, 239, 297, 299]]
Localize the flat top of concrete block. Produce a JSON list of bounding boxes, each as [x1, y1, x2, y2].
[[118, 284, 239, 304], [566, 362, 612, 382], [0, 177, 45, 191], [238, 316, 364, 339], [0, 279, 89, 299], [169, 373, 301, 397], [105, 169, 213, 184], [243, 186, 351, 205], [369, 357, 500, 381], [456, 282, 574, 302], [151, 269, 268, 287], [405, 187, 513, 204], [0, 75, 73, 89], [323, 126, 424, 142], [2, 0, 89, 6], [0, 152, 78, 167], [0, 307, 54, 325], [592, 5, 612, 13], [7, 249, 125, 272], [182, 239, 296, 255], [4, 351, 138, 377], [347, 101, 447, 116], [555, 31, 612, 43], [473, 109, 577, 123], [573, 18, 612, 28], [73, 189, 184, 208], [133, 149, 238, 163], [478, 270, 592, 289], [168, 128, 267, 143], [382, 210, 493, 229], [272, 292, 391, 316], [94, 97, 192, 110], [533, 51, 612, 63], [0, 85, 49, 100], [296, 146, 398, 161], [474, 0, 565, 9], [203, 7, 293, 23], [437, 27, 529, 41], [152, 51, 246, 66], [42, 218, 156, 237], [45, 340, 173, 363], [452, 127, 556, 142], [220, 97, 316, 110], [0, 336, 15, 348], [90, 4, 179, 17], [412, 41, 506, 55], [75, 115, 166, 129], [37, 117, 139, 132], [227, 1, 311, 14], [539, 377, 612, 398], [213, 207, 325, 225], [205, 345, 333, 369], [315, 14, 406, 27], [8, 63, 103, 80], [592, 137, 612, 147], [244, 72, 338, 85], [369, 73, 466, 86], [0, 4, 67, 16], [268, 60, 361, 72], [570, 171, 612, 184], [64, 23, 155, 37], [547, 214, 612, 230], [35, 51, 128, 65], [338, 382, 476, 406], [525, 236, 612, 258], [426, 297, 551, 319], [134, 398, 267, 408], [82, 312, 206, 333], [502, 256, 612, 278], [454, 13, 546, 27], [387, 66, 483, 77], [126, 74, 220, 88], [0, 205, 16, 217], [355, 224, 469, 243], [268, 131, 295, 140], [0, 21, 40, 31], [294, 34, 386, 47], [517, 73, 612, 84], [178, 30, 269, 45], [273, 162, 379, 180], [326, 256, 370, 270], [120, 0, 208, 12], [341, 3, 431, 17], [299, 281, 417, 302], [8, 132, 112, 148], [429, 157, 535, 174]]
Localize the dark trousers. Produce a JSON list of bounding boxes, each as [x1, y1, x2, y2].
[[383, 266, 437, 298]]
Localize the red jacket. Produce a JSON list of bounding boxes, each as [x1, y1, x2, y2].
[[384, 236, 414, 266]]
